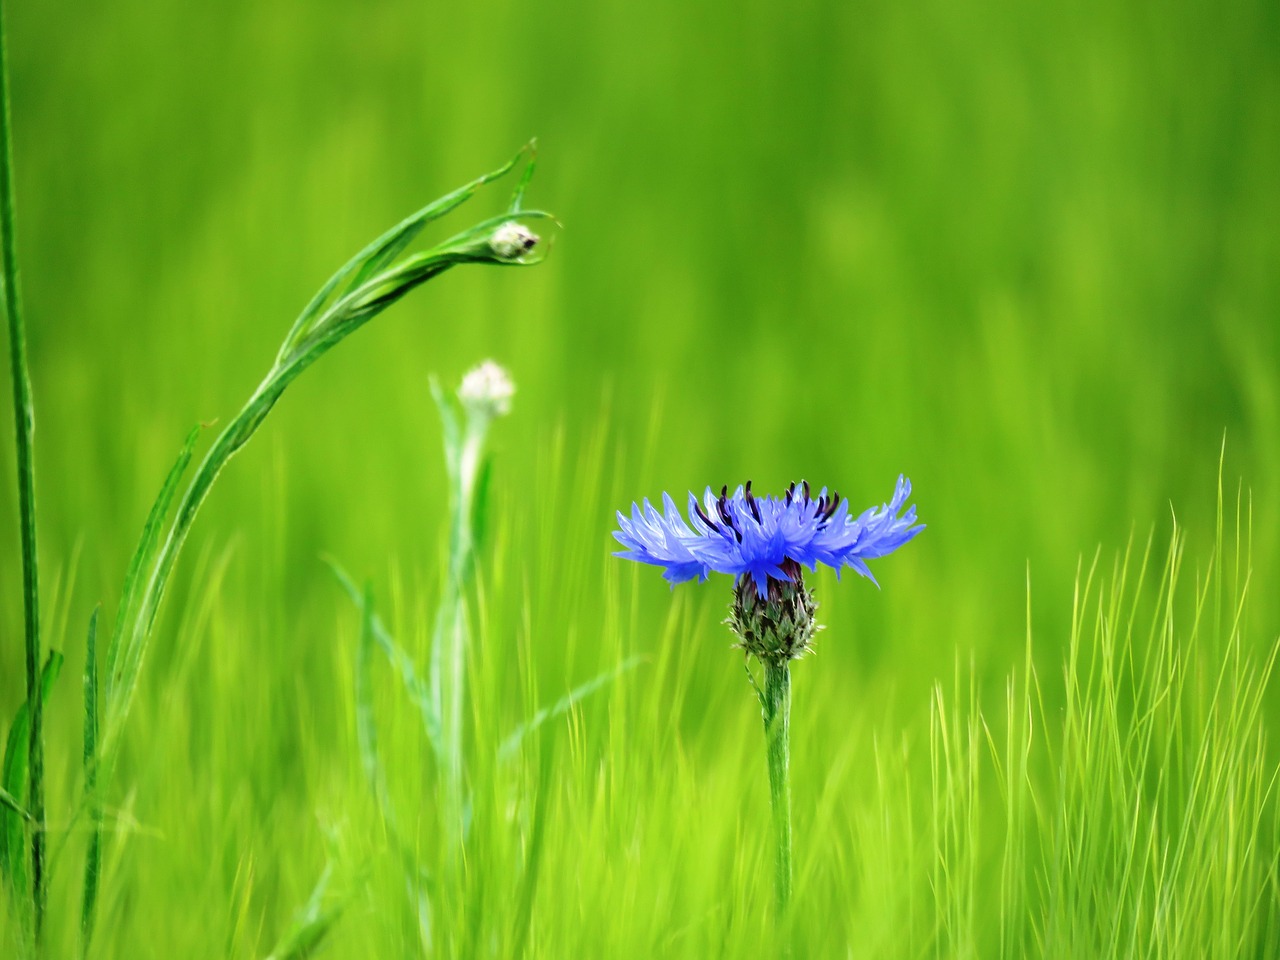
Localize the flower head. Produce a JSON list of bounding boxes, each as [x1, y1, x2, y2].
[[458, 360, 515, 418], [613, 477, 923, 597], [614, 477, 922, 664], [488, 221, 540, 261]]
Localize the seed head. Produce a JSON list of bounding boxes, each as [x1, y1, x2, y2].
[[458, 360, 515, 418], [489, 221, 540, 261]]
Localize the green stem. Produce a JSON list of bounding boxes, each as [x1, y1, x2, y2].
[[438, 414, 485, 845], [0, 3, 46, 944], [761, 659, 793, 917]]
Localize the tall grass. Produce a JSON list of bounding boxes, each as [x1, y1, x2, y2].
[[923, 512, 1279, 957], [0, 0, 46, 943], [5, 385, 1273, 956], [1, 135, 553, 954]]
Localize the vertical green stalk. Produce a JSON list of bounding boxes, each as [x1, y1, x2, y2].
[[80, 609, 100, 955], [443, 410, 485, 829], [0, 2, 45, 944], [429, 363, 511, 845], [762, 659, 793, 915]]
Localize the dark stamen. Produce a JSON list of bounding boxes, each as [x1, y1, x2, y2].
[[822, 492, 842, 520], [715, 489, 740, 540], [802, 480, 811, 502], [716, 497, 733, 526], [694, 500, 720, 532], [744, 479, 762, 523]]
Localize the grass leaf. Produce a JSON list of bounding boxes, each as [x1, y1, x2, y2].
[[0, 650, 64, 898], [261, 863, 343, 960], [498, 655, 645, 762], [327, 559, 443, 761], [80, 607, 102, 954], [277, 145, 532, 363], [102, 426, 200, 712], [354, 582, 387, 811], [0, 786, 29, 823]]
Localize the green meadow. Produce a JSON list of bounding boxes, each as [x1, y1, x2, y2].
[[2, 0, 1279, 956]]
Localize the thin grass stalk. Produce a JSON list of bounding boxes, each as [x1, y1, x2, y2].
[[0, 2, 45, 944], [79, 609, 99, 955], [428, 369, 509, 844], [761, 660, 793, 916]]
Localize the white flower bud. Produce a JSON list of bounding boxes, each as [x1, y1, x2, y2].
[[458, 360, 515, 417], [489, 221, 539, 260]]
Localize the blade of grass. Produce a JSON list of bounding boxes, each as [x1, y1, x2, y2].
[[505, 726, 555, 960], [0, 0, 45, 942], [261, 863, 343, 960], [0, 786, 29, 823], [0, 651, 63, 907], [328, 559, 443, 760], [355, 583, 391, 821], [497, 655, 645, 762], [277, 144, 532, 365], [80, 607, 101, 956], [102, 427, 200, 709]]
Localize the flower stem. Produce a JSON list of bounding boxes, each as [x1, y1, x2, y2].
[[761, 659, 793, 916], [0, 2, 46, 945]]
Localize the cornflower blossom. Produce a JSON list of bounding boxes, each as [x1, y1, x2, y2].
[[615, 476, 920, 610], [613, 474, 922, 913]]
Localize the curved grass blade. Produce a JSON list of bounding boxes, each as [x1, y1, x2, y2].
[[276, 144, 533, 364], [102, 426, 200, 708], [0, 650, 64, 898], [497, 655, 645, 762]]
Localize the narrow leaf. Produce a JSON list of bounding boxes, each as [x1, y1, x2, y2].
[[81, 607, 102, 952], [508, 143, 537, 214], [354, 583, 386, 806], [0, 786, 29, 823], [506, 734, 554, 960], [0, 650, 64, 895], [262, 863, 343, 960], [278, 145, 532, 362], [103, 426, 200, 708], [326, 560, 443, 760], [498, 656, 645, 762], [428, 377, 461, 484]]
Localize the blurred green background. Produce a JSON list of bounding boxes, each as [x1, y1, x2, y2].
[[1, 0, 1278, 952]]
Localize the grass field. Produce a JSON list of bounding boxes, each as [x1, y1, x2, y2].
[[2, 0, 1279, 956]]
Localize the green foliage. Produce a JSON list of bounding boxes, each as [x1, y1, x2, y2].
[[0, 651, 61, 908], [1, 0, 1278, 956]]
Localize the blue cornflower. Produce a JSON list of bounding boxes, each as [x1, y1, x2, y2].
[[615, 477, 923, 909], [613, 476, 923, 598]]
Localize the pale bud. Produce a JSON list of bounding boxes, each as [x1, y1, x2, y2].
[[488, 221, 540, 261], [458, 360, 515, 418]]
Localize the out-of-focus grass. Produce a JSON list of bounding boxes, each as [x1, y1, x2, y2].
[[0, 0, 1278, 955], [10, 425, 1277, 957]]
